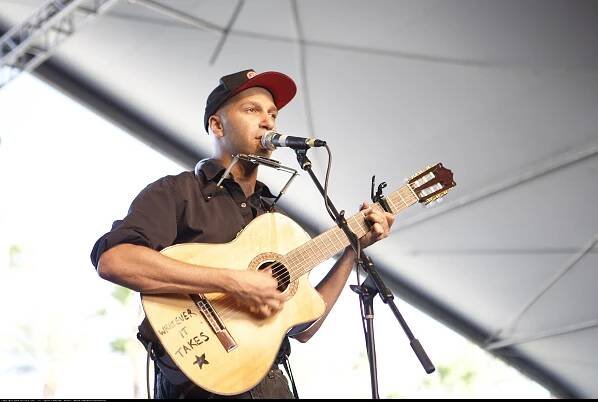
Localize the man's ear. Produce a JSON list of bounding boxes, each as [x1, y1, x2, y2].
[[208, 115, 224, 137]]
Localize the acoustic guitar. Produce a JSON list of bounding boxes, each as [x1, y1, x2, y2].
[[141, 163, 455, 395]]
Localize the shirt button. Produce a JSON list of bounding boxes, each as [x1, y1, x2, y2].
[[240, 202, 247, 208]]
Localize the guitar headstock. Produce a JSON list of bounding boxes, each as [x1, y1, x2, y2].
[[408, 163, 456, 205]]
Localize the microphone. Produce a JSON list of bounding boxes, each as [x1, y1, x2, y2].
[[260, 131, 326, 150]]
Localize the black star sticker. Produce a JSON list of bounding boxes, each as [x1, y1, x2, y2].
[[193, 353, 209, 369]]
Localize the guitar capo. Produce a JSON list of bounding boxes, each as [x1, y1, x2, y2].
[[371, 175, 392, 213]]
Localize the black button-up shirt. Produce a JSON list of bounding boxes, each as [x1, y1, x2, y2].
[[90, 158, 279, 267]]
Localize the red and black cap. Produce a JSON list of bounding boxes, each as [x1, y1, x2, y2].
[[204, 69, 297, 133]]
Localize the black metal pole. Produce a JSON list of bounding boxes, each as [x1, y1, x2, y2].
[[295, 149, 384, 396], [294, 148, 435, 399], [350, 279, 380, 398]]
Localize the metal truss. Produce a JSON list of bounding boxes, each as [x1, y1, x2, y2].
[[0, 0, 120, 88]]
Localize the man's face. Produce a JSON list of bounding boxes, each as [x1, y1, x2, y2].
[[214, 87, 278, 157]]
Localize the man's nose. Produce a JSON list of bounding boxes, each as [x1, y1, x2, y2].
[[259, 113, 275, 130]]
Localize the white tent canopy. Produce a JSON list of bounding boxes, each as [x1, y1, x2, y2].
[[1, 0, 597, 397]]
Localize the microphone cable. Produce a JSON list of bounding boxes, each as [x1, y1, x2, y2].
[[146, 342, 153, 399], [322, 144, 337, 223]]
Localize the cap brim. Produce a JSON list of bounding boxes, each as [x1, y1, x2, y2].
[[230, 71, 297, 110]]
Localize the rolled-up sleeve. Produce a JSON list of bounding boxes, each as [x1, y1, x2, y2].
[[90, 176, 181, 269]]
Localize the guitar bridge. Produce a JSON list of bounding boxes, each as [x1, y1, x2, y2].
[[190, 294, 237, 352]]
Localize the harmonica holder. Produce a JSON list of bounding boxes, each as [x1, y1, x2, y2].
[[216, 154, 299, 211]]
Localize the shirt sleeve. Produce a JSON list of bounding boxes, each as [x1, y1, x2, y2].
[[90, 176, 181, 269]]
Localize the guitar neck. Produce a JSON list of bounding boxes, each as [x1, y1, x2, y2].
[[283, 184, 419, 280]]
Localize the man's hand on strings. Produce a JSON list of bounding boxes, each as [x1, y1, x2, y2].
[[228, 269, 286, 319]]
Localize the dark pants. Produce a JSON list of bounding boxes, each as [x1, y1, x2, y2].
[[155, 364, 295, 399]]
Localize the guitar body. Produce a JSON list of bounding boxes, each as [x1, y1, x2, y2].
[[141, 212, 326, 395]]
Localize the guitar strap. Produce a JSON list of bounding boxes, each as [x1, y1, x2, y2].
[[275, 336, 299, 398], [281, 354, 299, 399]]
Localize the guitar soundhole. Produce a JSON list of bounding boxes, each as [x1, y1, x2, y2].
[[258, 260, 291, 292]]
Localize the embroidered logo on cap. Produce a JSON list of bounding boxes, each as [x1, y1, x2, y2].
[[247, 71, 257, 79]]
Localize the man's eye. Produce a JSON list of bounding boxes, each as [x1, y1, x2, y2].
[[270, 114, 277, 119], [246, 107, 256, 112]]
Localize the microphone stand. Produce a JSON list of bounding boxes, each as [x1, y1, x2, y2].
[[294, 148, 435, 399]]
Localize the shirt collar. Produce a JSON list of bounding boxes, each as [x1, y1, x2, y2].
[[194, 158, 277, 199]]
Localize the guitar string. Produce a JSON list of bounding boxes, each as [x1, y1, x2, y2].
[[198, 187, 419, 320], [198, 188, 418, 321], [201, 187, 419, 320], [208, 194, 404, 318], [195, 205, 386, 320]]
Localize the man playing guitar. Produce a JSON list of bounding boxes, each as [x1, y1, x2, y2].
[[91, 69, 395, 399]]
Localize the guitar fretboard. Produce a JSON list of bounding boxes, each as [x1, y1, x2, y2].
[[282, 184, 418, 280]]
